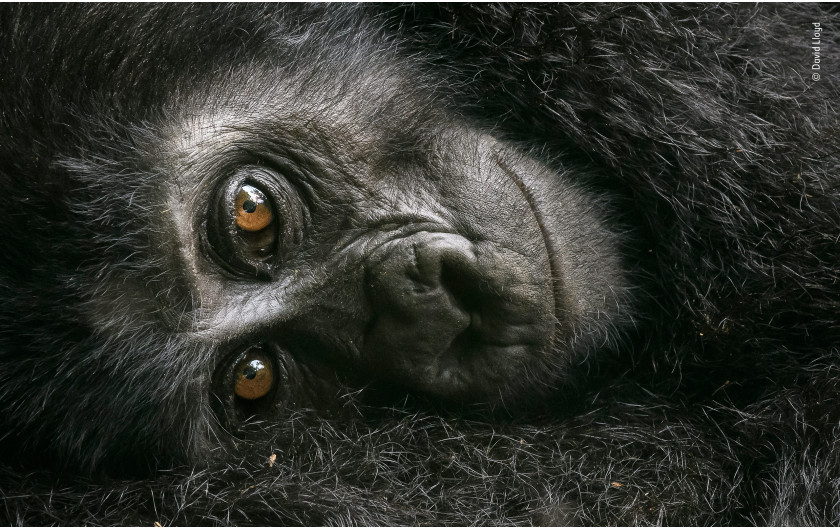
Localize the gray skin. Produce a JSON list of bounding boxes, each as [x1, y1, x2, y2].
[[88, 46, 630, 425]]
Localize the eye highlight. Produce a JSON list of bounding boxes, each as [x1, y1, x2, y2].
[[235, 184, 273, 232]]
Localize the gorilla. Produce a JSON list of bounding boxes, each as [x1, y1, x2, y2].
[[0, 3, 838, 526]]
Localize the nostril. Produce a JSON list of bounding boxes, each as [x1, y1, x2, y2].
[[363, 233, 475, 354], [364, 233, 474, 323], [439, 259, 481, 313]]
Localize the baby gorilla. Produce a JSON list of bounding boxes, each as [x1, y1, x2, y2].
[[0, 4, 629, 473], [153, 39, 629, 417]]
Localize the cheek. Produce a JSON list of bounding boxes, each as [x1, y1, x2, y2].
[[427, 142, 549, 266], [516, 159, 632, 335]]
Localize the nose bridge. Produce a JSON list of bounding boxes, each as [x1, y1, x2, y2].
[[280, 256, 373, 334]]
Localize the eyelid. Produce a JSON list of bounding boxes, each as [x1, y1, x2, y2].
[[243, 150, 321, 211], [205, 165, 308, 279]]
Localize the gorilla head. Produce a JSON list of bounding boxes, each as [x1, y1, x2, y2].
[[0, 3, 628, 473], [1, 3, 838, 526]]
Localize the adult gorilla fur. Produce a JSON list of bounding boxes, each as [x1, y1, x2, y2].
[[1, 3, 839, 525]]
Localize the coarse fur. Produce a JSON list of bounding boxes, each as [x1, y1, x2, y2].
[[1, 3, 839, 525]]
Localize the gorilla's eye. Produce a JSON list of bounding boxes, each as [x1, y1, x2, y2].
[[211, 345, 291, 425], [235, 185, 273, 232], [233, 351, 274, 400], [207, 166, 307, 277]]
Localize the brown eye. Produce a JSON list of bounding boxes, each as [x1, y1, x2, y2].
[[234, 351, 274, 400], [235, 184, 273, 232], [207, 167, 306, 277]]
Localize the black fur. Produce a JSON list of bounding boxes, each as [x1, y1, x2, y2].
[[1, 3, 839, 525]]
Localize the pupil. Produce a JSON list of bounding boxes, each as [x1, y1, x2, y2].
[[243, 199, 257, 213], [243, 359, 264, 380]]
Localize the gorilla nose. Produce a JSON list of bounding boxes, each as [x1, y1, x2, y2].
[[364, 232, 474, 367], [362, 231, 554, 400]]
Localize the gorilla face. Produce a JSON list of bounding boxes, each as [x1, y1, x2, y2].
[[150, 51, 627, 415]]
